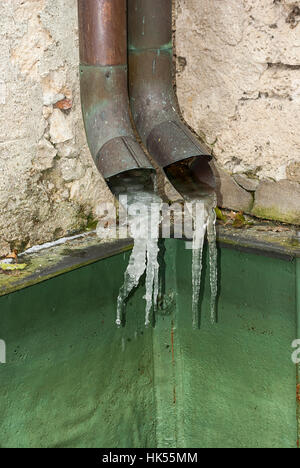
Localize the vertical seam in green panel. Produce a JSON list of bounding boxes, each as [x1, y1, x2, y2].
[[152, 240, 179, 448]]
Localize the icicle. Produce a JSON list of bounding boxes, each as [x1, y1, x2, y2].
[[192, 201, 206, 329], [116, 191, 161, 328], [192, 236, 204, 329], [113, 173, 218, 329], [144, 200, 162, 326], [144, 237, 160, 327], [116, 238, 147, 327], [207, 205, 218, 324], [153, 252, 160, 315], [190, 194, 218, 327]]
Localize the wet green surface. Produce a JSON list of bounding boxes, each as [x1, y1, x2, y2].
[[174, 242, 297, 448], [0, 240, 298, 448], [0, 252, 155, 448]]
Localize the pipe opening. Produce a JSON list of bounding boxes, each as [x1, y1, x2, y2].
[[165, 157, 216, 200], [106, 169, 156, 197], [128, 0, 216, 198]]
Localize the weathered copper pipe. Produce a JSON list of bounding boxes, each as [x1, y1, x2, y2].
[[128, 0, 216, 196], [78, 0, 154, 192]]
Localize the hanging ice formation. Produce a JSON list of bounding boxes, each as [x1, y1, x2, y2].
[[191, 196, 218, 328], [103, 175, 218, 328], [116, 189, 162, 328]]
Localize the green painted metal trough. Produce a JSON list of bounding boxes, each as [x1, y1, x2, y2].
[[0, 226, 299, 448]]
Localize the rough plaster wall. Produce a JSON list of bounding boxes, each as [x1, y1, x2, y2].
[[176, 0, 300, 223], [1, 0, 300, 256], [0, 0, 112, 255]]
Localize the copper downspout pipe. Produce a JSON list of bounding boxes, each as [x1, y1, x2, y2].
[[78, 0, 155, 193], [128, 0, 216, 197]]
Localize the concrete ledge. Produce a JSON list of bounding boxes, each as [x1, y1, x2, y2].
[[0, 235, 133, 299], [1, 222, 299, 298], [252, 180, 300, 225], [217, 224, 300, 261]]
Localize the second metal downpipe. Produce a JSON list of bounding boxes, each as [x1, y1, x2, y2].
[[128, 0, 216, 199], [78, 0, 215, 200]]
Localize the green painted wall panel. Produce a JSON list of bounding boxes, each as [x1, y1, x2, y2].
[[0, 253, 156, 448], [174, 243, 297, 448], [0, 240, 297, 448]]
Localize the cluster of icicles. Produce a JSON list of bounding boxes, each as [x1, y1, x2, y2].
[[116, 191, 162, 328], [115, 190, 218, 329], [192, 199, 218, 328]]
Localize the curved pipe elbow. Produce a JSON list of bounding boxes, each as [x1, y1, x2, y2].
[[79, 64, 154, 182], [78, 0, 155, 193], [128, 0, 216, 194]]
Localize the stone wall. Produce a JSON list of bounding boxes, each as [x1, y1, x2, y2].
[[176, 0, 300, 223], [0, 0, 112, 255], [0, 0, 299, 255]]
